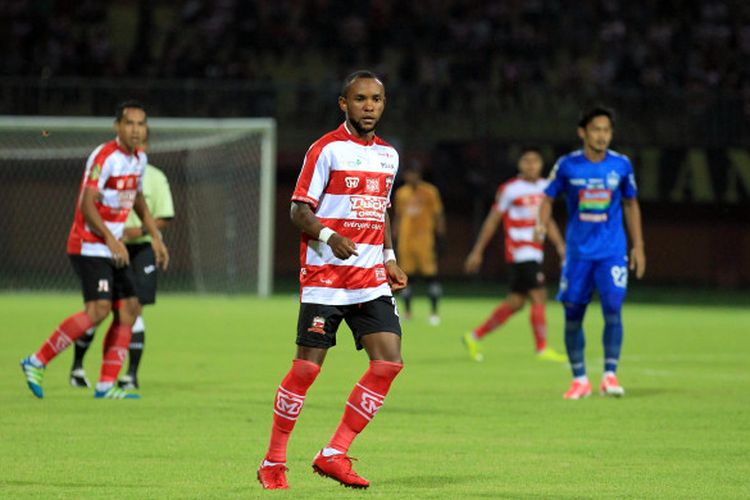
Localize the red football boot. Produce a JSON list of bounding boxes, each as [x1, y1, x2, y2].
[[257, 463, 289, 490], [312, 451, 370, 489], [563, 379, 592, 400]]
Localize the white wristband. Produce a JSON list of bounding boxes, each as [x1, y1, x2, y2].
[[383, 248, 396, 263], [318, 227, 336, 244]]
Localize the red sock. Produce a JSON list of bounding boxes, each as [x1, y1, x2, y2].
[[265, 359, 321, 463], [474, 303, 516, 339], [530, 303, 547, 352], [99, 322, 132, 383], [327, 360, 403, 454], [35, 312, 94, 365]]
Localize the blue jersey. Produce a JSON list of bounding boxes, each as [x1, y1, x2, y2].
[[544, 149, 637, 260]]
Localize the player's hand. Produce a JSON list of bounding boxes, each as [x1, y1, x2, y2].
[[328, 233, 359, 260], [629, 245, 646, 279], [152, 237, 170, 271], [464, 251, 483, 274], [556, 243, 566, 265], [106, 237, 130, 268], [533, 224, 547, 243], [385, 260, 408, 292]]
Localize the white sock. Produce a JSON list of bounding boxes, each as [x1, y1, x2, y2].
[[603, 371, 616, 378], [96, 382, 114, 392], [322, 447, 343, 457], [29, 354, 45, 368], [133, 315, 145, 334], [574, 375, 589, 383], [262, 459, 284, 467]]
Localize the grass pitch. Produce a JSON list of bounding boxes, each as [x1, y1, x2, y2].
[[1, 293, 748, 498]]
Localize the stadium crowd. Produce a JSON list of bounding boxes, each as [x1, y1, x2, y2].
[[2, 0, 750, 99]]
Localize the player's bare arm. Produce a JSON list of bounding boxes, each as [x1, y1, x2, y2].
[[546, 217, 566, 262], [290, 201, 358, 260], [123, 218, 170, 241], [623, 197, 646, 279], [383, 211, 407, 291], [465, 209, 502, 273], [534, 196, 554, 243], [80, 186, 129, 268], [134, 192, 170, 270]]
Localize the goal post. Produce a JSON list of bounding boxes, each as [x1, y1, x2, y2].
[[0, 116, 276, 296]]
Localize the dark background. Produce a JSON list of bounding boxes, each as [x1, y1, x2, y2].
[[2, 0, 749, 288]]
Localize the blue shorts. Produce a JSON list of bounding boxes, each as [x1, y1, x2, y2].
[[557, 255, 628, 308]]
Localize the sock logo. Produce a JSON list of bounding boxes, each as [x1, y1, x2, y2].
[[52, 330, 72, 353], [274, 386, 305, 420], [360, 392, 383, 417]]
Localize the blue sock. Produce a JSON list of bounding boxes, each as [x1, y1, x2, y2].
[[563, 303, 587, 378], [602, 308, 623, 373]]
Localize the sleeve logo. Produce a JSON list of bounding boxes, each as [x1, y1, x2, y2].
[[90, 164, 102, 181]]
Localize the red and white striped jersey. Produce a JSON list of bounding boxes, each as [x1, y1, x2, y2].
[[67, 140, 146, 257], [292, 123, 399, 305], [494, 177, 547, 263]]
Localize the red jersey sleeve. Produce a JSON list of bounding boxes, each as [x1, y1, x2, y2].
[[291, 142, 330, 210]]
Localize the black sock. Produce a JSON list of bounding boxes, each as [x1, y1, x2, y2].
[[127, 330, 145, 378], [401, 285, 413, 314], [428, 279, 442, 314], [72, 327, 96, 370]]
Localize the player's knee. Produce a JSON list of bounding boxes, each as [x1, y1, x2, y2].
[[370, 359, 403, 379], [291, 358, 322, 384], [86, 300, 112, 325], [116, 298, 140, 326], [563, 302, 587, 321], [427, 280, 442, 298]]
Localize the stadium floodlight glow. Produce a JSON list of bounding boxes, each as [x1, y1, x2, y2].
[[0, 116, 276, 296]]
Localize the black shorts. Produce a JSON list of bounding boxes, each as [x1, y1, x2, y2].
[[508, 261, 545, 294], [68, 254, 137, 303], [296, 295, 402, 351], [127, 243, 158, 305]]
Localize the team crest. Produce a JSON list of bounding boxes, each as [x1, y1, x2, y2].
[[375, 267, 386, 281], [366, 178, 380, 193], [308, 316, 326, 334], [606, 171, 620, 189]]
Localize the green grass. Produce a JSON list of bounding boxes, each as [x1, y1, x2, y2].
[[1, 293, 749, 499]]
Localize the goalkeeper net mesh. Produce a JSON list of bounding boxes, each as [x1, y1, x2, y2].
[[0, 117, 276, 295]]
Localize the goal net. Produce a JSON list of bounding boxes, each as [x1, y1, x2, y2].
[[0, 116, 276, 296]]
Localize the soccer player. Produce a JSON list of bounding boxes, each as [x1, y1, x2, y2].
[[392, 162, 446, 325], [257, 70, 407, 490], [463, 147, 567, 363], [536, 107, 646, 399], [20, 100, 169, 400], [69, 129, 175, 390]]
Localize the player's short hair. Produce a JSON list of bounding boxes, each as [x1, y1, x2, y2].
[[340, 70, 383, 98], [519, 145, 543, 157], [578, 106, 615, 128], [115, 100, 147, 122]]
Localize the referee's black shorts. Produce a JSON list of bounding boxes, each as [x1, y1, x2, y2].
[[126, 243, 158, 305]]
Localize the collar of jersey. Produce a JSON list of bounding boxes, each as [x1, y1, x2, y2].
[[341, 122, 376, 146], [115, 138, 143, 157]]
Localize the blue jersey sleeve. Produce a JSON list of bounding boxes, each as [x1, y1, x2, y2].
[[544, 159, 566, 198], [621, 157, 638, 199]]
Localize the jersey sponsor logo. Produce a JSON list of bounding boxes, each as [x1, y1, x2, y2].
[[380, 161, 396, 170], [342, 221, 383, 231], [307, 315, 327, 334], [345, 176, 360, 188], [375, 267, 386, 281], [366, 178, 380, 193], [580, 212, 608, 222], [570, 178, 587, 186], [578, 189, 611, 212], [611, 265, 628, 288], [607, 171, 620, 189], [97, 279, 109, 292], [385, 175, 394, 190], [350, 195, 388, 221]]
